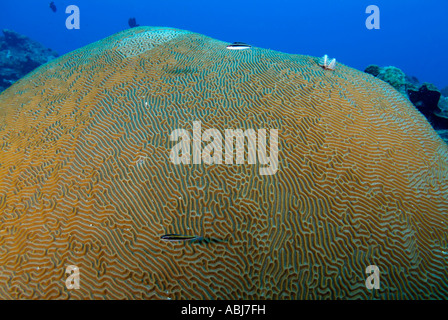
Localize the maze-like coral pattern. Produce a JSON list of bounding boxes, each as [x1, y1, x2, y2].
[[0, 27, 447, 299], [116, 27, 189, 58]]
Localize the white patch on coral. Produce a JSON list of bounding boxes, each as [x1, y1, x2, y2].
[[117, 29, 189, 58], [327, 58, 336, 70], [319, 54, 336, 71]]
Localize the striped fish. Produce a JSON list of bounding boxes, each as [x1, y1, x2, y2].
[[161, 234, 227, 244], [161, 234, 203, 241], [226, 42, 251, 50]]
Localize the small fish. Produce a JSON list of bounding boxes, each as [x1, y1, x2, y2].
[[49, 2, 57, 13], [128, 17, 140, 28], [161, 234, 202, 241], [161, 234, 227, 244], [226, 42, 251, 50]]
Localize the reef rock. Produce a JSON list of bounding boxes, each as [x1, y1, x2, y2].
[[0, 29, 58, 93], [441, 86, 448, 97], [365, 65, 413, 97], [378, 66, 408, 96], [436, 97, 448, 142], [405, 74, 420, 91], [437, 130, 448, 145], [408, 82, 447, 130], [0, 27, 447, 299], [438, 96, 448, 116], [365, 65, 447, 130], [364, 64, 380, 77]]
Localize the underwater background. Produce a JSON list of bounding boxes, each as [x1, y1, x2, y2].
[[0, 0, 447, 88]]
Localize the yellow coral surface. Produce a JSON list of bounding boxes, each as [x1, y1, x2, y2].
[[0, 27, 447, 299]]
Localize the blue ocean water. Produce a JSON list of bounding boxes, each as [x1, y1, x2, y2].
[[0, 0, 447, 89]]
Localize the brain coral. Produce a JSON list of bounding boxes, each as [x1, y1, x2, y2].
[[0, 27, 447, 299]]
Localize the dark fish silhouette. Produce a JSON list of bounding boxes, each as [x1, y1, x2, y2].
[[161, 234, 200, 241], [49, 2, 57, 13], [128, 17, 140, 28], [161, 234, 227, 244]]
